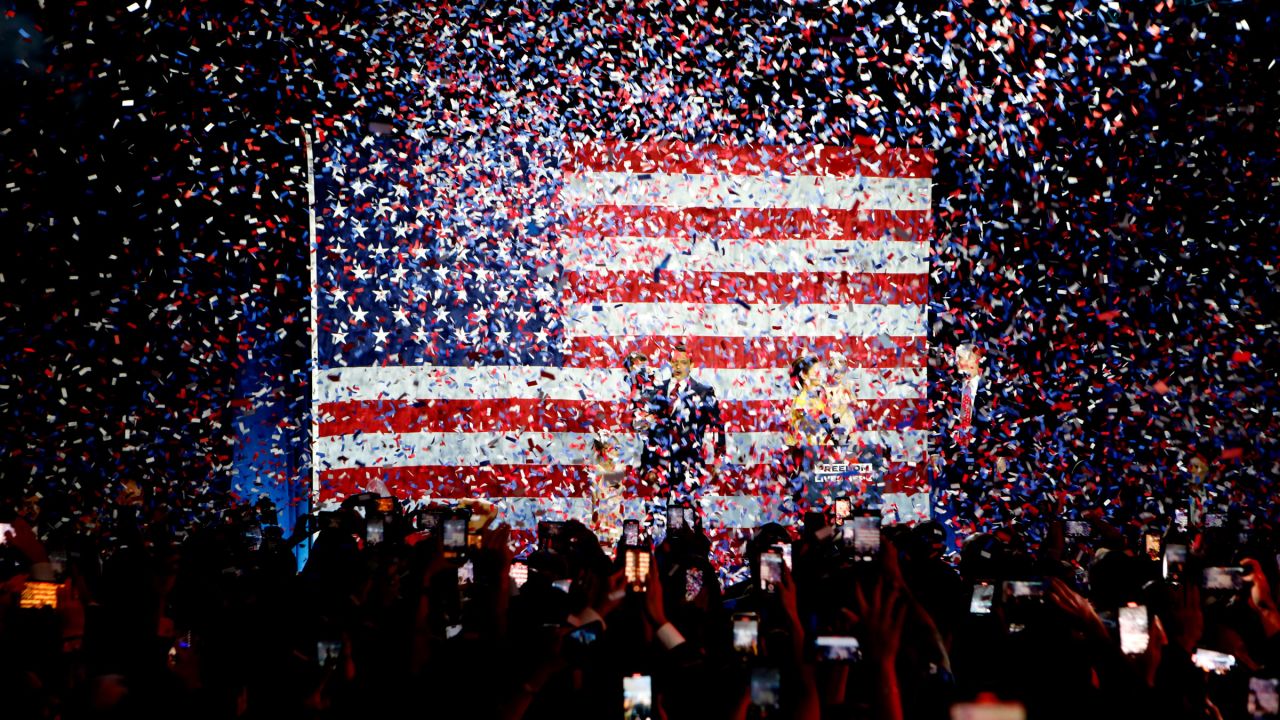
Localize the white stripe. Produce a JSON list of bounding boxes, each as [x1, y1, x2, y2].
[[562, 172, 931, 211], [314, 366, 926, 403], [881, 491, 932, 524], [314, 430, 927, 470], [351, 496, 774, 530], [321, 492, 931, 529], [401, 496, 771, 529], [495, 497, 594, 528], [564, 302, 924, 338], [560, 236, 928, 274]]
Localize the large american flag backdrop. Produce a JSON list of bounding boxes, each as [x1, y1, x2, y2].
[[311, 133, 932, 553]]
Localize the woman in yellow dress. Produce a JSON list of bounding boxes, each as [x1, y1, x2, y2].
[[786, 355, 840, 514], [787, 355, 837, 447]]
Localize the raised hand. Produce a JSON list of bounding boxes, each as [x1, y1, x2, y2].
[[777, 561, 804, 659], [851, 576, 908, 668], [845, 575, 907, 720], [3, 517, 50, 567], [1046, 577, 1106, 638], [644, 551, 667, 628], [1242, 558, 1280, 637], [1167, 583, 1203, 654], [595, 569, 627, 618]]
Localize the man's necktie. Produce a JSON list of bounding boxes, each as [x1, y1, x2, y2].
[[959, 381, 975, 430]]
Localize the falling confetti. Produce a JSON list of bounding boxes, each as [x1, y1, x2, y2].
[[0, 0, 1275, 567]]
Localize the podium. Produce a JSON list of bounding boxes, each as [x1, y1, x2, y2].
[[795, 442, 887, 512]]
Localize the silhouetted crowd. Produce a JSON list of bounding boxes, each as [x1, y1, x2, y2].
[[4, 487, 1280, 720]]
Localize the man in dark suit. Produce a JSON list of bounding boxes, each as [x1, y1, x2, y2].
[[938, 343, 994, 483], [658, 346, 727, 496], [933, 342, 1036, 547]]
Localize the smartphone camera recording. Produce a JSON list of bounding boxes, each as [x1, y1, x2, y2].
[[1174, 508, 1190, 531], [843, 512, 881, 562], [316, 640, 342, 668], [537, 520, 566, 554], [733, 612, 760, 655], [625, 549, 651, 593], [950, 699, 1027, 720], [771, 542, 793, 571], [365, 515, 385, 546], [1163, 543, 1188, 585], [1065, 520, 1091, 538], [418, 510, 442, 534], [20, 581, 59, 610], [1192, 648, 1237, 675], [814, 635, 862, 663], [1001, 579, 1046, 633], [509, 562, 529, 590], [1248, 676, 1280, 719], [623, 518, 641, 547], [1144, 532, 1162, 561], [623, 674, 653, 720], [666, 504, 686, 534], [442, 512, 468, 560], [970, 582, 996, 615], [833, 497, 852, 524], [1003, 580, 1046, 601], [750, 667, 782, 711], [1119, 603, 1149, 655], [759, 549, 784, 594], [1203, 566, 1246, 592]]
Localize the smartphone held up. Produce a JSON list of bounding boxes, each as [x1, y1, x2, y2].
[[623, 674, 652, 720], [750, 667, 782, 713], [1119, 603, 1149, 655], [733, 612, 760, 655], [841, 511, 881, 562], [442, 511, 469, 561], [1249, 676, 1280, 719], [970, 582, 996, 616], [814, 635, 862, 663], [625, 549, 651, 594], [759, 549, 784, 594], [951, 697, 1026, 720], [623, 519, 641, 547], [1192, 648, 1237, 675]]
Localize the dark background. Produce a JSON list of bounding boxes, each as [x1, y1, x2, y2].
[[0, 0, 1275, 526]]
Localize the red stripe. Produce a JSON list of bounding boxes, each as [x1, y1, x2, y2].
[[319, 399, 608, 436], [319, 465, 670, 500], [564, 206, 931, 241], [562, 270, 926, 306], [316, 461, 929, 504], [317, 398, 927, 437], [562, 335, 925, 369], [320, 465, 600, 499], [566, 141, 933, 178]]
